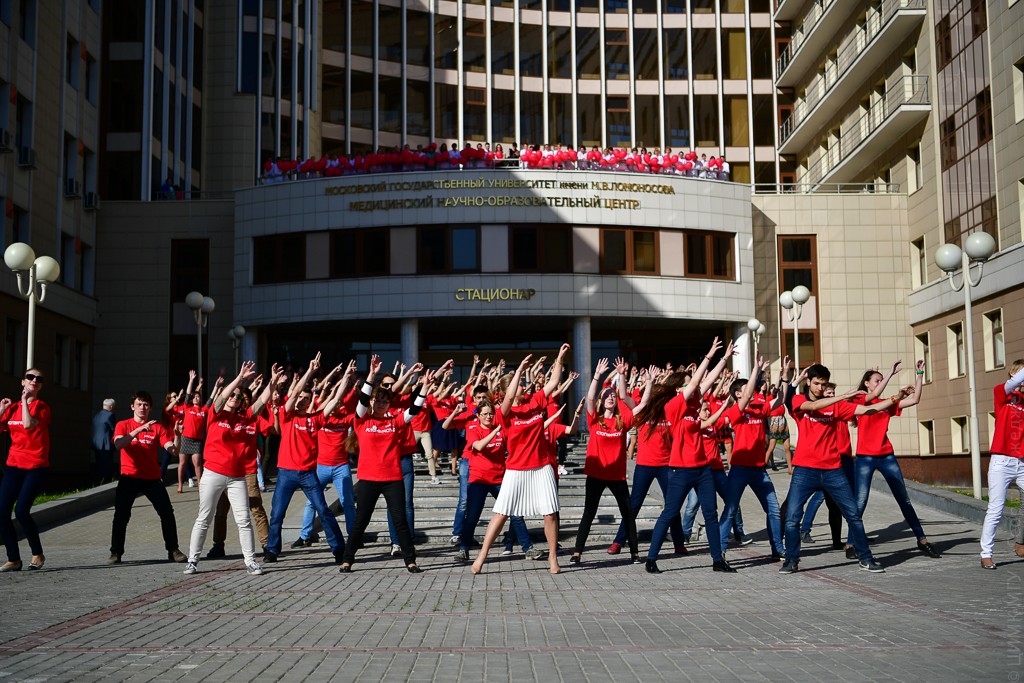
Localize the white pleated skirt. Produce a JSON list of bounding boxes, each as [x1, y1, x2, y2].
[[493, 465, 560, 517]]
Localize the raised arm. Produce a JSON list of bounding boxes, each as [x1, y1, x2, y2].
[[899, 360, 926, 409], [355, 354, 383, 419], [543, 344, 570, 397], [501, 355, 532, 417], [701, 397, 732, 430], [284, 352, 321, 413], [442, 402, 467, 430], [1006, 364, 1024, 393], [682, 337, 721, 402], [699, 339, 736, 397], [472, 425, 503, 452], [185, 370, 197, 397], [736, 353, 764, 412], [250, 364, 284, 417], [587, 357, 610, 416], [614, 358, 635, 409], [214, 361, 257, 413], [865, 360, 901, 402], [631, 365, 659, 416]]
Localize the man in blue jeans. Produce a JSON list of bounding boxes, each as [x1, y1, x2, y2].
[[780, 364, 898, 574]]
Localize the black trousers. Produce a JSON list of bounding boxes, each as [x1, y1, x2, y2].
[[110, 475, 180, 555], [781, 492, 842, 545], [575, 476, 637, 555], [344, 479, 415, 565]]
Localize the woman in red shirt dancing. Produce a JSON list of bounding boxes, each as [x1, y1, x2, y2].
[[0, 369, 52, 571]]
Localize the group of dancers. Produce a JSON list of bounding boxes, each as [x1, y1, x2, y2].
[[1, 344, 1023, 575]]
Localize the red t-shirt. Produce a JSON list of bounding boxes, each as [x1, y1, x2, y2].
[[204, 408, 264, 477], [390, 393, 418, 454], [354, 411, 409, 481], [852, 397, 900, 456], [465, 422, 506, 485], [114, 419, 174, 480], [177, 404, 209, 440], [790, 395, 858, 469], [544, 423, 568, 477], [724, 401, 771, 467], [0, 399, 51, 469], [277, 408, 324, 471], [409, 394, 435, 432], [495, 391, 549, 470], [701, 423, 724, 470], [635, 420, 671, 467], [991, 385, 1024, 458], [318, 412, 354, 466], [665, 394, 706, 467], [585, 403, 635, 480]]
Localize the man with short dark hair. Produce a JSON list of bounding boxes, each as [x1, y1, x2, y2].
[[108, 391, 187, 564]]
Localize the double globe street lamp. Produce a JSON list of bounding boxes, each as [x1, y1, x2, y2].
[[185, 291, 215, 380], [4, 242, 61, 370], [779, 285, 811, 373], [934, 231, 997, 500], [747, 317, 766, 374], [228, 325, 246, 372]]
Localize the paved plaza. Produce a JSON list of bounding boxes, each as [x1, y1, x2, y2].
[[0, 468, 1021, 683]]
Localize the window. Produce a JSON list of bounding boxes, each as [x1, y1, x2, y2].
[[910, 237, 926, 288], [935, 14, 952, 69], [981, 197, 998, 243], [418, 226, 479, 274], [253, 234, 305, 284], [940, 115, 956, 169], [983, 309, 1005, 371], [509, 226, 572, 273], [915, 332, 932, 383], [971, 0, 986, 37], [4, 318, 24, 375], [947, 321, 966, 378], [951, 416, 968, 453], [330, 230, 388, 278], [18, 0, 35, 47], [1015, 59, 1024, 123], [684, 231, 734, 280], [85, 53, 99, 105], [778, 235, 819, 364], [907, 145, 922, 193], [976, 87, 992, 145], [918, 421, 935, 455], [0, 0, 10, 25], [601, 229, 659, 275], [65, 34, 80, 89]]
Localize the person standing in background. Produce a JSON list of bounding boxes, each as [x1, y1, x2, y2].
[[92, 399, 117, 485]]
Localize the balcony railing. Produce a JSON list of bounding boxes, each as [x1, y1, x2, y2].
[[776, 0, 835, 77], [803, 75, 929, 187], [779, 0, 926, 147], [753, 182, 902, 194]]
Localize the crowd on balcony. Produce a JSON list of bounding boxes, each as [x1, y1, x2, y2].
[[260, 142, 730, 184]]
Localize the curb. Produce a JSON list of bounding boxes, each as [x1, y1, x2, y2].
[[875, 476, 1022, 538]]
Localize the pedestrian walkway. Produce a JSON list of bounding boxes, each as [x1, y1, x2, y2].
[[0, 458, 1021, 683]]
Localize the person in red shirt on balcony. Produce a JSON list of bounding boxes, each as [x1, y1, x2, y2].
[[980, 359, 1024, 569], [0, 369, 52, 572]]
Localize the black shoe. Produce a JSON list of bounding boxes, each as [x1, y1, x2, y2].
[[832, 541, 845, 550], [845, 546, 857, 560], [569, 554, 581, 564], [168, 549, 187, 563], [407, 564, 423, 573], [644, 560, 661, 574], [631, 554, 642, 564], [107, 553, 122, 565], [779, 560, 798, 574], [770, 552, 783, 562], [917, 541, 941, 558], [338, 564, 352, 573], [290, 537, 307, 549], [263, 552, 278, 563], [712, 560, 737, 573], [206, 543, 226, 559], [305, 534, 319, 546], [333, 550, 345, 565], [859, 558, 885, 573]]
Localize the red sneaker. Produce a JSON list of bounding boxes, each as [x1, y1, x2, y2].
[[607, 542, 622, 555], [674, 545, 688, 555]]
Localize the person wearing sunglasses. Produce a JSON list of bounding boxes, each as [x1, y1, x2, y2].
[[0, 370, 52, 572]]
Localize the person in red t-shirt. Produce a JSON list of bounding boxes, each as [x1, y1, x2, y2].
[[174, 371, 208, 494], [570, 359, 656, 565], [340, 355, 435, 574], [183, 361, 281, 576], [641, 338, 737, 575], [471, 344, 571, 575], [108, 390, 187, 564], [264, 353, 347, 565], [716, 354, 787, 562], [981, 359, 1024, 568], [851, 360, 940, 559], [0, 369, 52, 572], [780, 364, 899, 575]]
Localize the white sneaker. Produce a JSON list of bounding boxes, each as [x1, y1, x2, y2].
[[431, 476, 441, 485], [390, 544, 402, 557], [501, 548, 513, 556], [449, 535, 460, 546], [187, 478, 195, 488], [246, 562, 263, 576], [557, 465, 568, 476], [183, 561, 198, 575]]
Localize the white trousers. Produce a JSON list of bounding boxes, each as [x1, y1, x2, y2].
[[980, 454, 1024, 558], [189, 469, 256, 564]]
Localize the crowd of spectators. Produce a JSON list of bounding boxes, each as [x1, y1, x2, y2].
[[260, 142, 731, 183]]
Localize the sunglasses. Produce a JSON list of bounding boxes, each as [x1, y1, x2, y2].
[[24, 374, 44, 383]]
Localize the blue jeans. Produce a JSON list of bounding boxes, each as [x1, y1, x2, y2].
[[683, 469, 744, 537], [266, 468, 345, 556], [647, 466, 722, 562], [451, 456, 470, 537], [461, 481, 530, 551], [0, 466, 47, 562], [299, 463, 356, 539], [613, 464, 685, 547], [783, 466, 871, 564], [717, 466, 782, 555], [387, 455, 415, 544], [801, 491, 825, 533], [855, 454, 925, 541]]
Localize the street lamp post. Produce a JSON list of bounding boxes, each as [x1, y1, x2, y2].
[[747, 317, 766, 374], [779, 285, 811, 373], [934, 231, 997, 500], [185, 291, 215, 380], [228, 325, 246, 372], [4, 243, 61, 370]]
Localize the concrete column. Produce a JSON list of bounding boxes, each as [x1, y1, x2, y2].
[[573, 317, 592, 418], [401, 318, 419, 366], [241, 327, 258, 364], [732, 322, 752, 377]]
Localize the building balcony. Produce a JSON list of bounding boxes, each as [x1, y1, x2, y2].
[[804, 75, 930, 190], [773, 0, 811, 22], [778, 0, 926, 154], [775, 0, 858, 87]]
